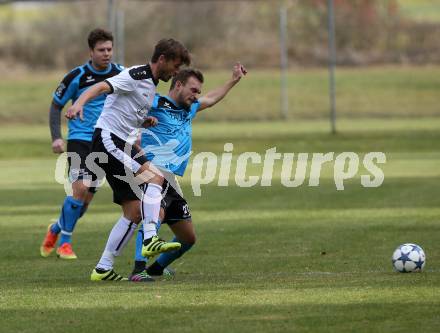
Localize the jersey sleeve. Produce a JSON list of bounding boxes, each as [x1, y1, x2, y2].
[[105, 69, 138, 94], [52, 68, 81, 107], [189, 100, 201, 119]]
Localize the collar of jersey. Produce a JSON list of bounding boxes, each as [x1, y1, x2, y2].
[[163, 95, 199, 112], [86, 61, 112, 75], [163, 95, 182, 110]]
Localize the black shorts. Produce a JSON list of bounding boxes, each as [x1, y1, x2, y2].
[[66, 139, 97, 193], [160, 179, 191, 225], [86, 128, 147, 205]]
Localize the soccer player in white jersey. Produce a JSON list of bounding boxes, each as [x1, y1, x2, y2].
[[66, 39, 190, 281], [128, 64, 247, 282]]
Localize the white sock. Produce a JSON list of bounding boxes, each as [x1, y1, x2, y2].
[[96, 216, 137, 271], [141, 183, 162, 240]]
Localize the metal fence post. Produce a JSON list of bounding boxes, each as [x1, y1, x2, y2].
[[327, 0, 337, 134], [107, 0, 115, 32], [116, 6, 125, 65], [280, 3, 289, 119]]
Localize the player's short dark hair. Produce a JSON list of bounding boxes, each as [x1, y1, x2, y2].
[[88, 28, 114, 49], [151, 38, 191, 66], [170, 68, 204, 90]]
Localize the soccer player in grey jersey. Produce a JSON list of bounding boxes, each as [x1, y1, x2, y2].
[[66, 39, 191, 281]]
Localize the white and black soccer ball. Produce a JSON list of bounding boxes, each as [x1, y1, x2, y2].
[[392, 243, 426, 273]]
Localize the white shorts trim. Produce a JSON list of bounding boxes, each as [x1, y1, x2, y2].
[[101, 130, 142, 174]]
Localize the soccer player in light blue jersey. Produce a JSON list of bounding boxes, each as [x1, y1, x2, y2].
[[40, 28, 123, 259], [129, 63, 247, 281]]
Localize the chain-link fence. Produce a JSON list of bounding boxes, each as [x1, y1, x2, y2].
[[0, 0, 439, 123]]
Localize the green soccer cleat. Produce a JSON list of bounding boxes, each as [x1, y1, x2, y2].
[[129, 270, 155, 282], [90, 268, 128, 281], [141, 236, 181, 258]]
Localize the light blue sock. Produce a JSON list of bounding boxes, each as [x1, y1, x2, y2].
[[156, 236, 194, 268], [134, 226, 147, 262], [58, 196, 84, 245], [134, 221, 161, 262]]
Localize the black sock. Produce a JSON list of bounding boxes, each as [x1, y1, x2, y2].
[[143, 237, 152, 246], [132, 261, 146, 274], [146, 261, 164, 276]]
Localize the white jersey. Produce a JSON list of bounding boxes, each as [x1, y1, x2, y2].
[[95, 64, 158, 144]]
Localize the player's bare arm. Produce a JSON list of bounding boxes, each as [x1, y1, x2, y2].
[[65, 81, 112, 120], [49, 101, 65, 154], [198, 62, 247, 112]]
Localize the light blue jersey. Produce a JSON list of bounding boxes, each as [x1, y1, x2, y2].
[[141, 94, 200, 176], [53, 61, 123, 141]]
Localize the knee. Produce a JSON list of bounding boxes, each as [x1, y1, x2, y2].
[[122, 200, 143, 223], [124, 209, 142, 223], [184, 232, 196, 246], [72, 182, 89, 200], [130, 212, 142, 224], [150, 174, 164, 187]]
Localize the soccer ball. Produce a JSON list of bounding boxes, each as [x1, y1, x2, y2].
[[392, 243, 426, 273]]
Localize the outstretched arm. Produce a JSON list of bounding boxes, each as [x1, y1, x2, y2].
[[198, 63, 247, 112], [65, 81, 112, 120]]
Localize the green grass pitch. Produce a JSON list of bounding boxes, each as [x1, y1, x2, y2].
[[0, 119, 439, 332]]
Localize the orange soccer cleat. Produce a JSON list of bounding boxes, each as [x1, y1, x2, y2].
[[40, 224, 59, 257], [56, 242, 78, 260]]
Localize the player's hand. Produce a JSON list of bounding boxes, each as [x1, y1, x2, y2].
[[232, 62, 247, 82], [65, 104, 84, 121], [142, 116, 158, 128], [52, 138, 65, 154]]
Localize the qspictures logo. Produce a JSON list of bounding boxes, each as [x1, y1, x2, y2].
[[53, 138, 386, 198], [190, 144, 386, 195]]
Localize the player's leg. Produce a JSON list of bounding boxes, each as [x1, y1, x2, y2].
[[130, 208, 164, 281], [133, 185, 195, 279], [92, 200, 178, 281], [91, 199, 140, 281], [149, 187, 194, 276], [136, 163, 181, 258], [90, 129, 179, 281], [147, 219, 196, 277], [90, 129, 143, 281], [40, 140, 94, 259], [78, 187, 95, 219], [55, 180, 93, 259]]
